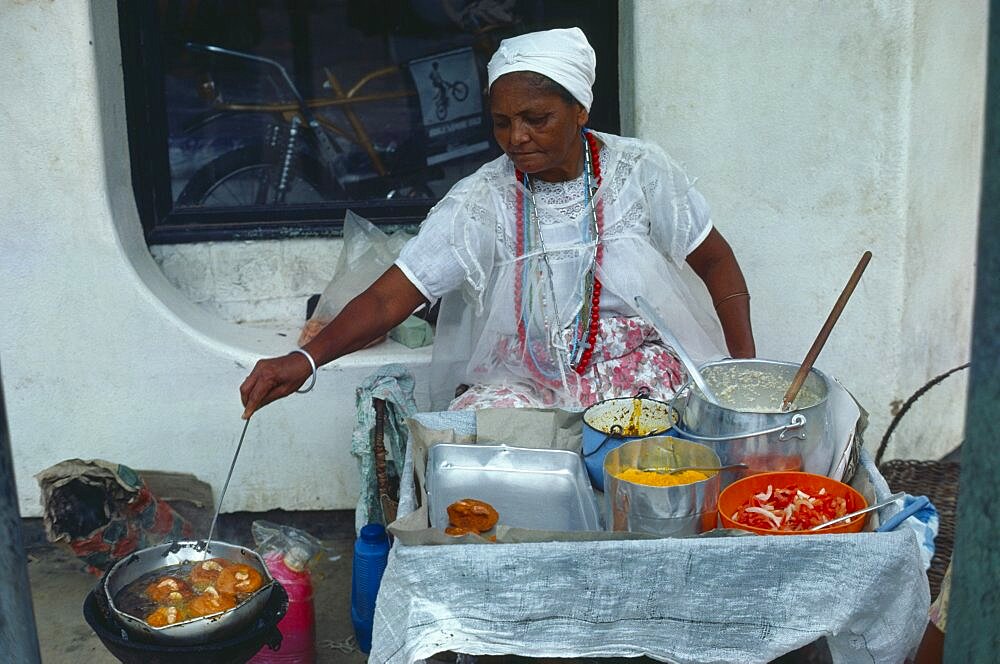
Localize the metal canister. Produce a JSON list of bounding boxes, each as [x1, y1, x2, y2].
[[603, 436, 721, 537], [671, 358, 833, 488]]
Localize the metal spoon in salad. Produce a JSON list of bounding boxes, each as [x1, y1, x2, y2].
[[808, 491, 905, 532]]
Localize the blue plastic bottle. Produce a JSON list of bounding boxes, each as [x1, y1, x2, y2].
[[350, 523, 390, 653]]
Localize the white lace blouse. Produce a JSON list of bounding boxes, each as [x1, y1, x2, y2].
[[394, 131, 727, 408]]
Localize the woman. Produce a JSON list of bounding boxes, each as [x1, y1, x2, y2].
[[240, 27, 754, 418], [914, 563, 951, 663]]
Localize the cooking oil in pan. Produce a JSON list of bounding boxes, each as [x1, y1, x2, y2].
[[114, 558, 262, 627]]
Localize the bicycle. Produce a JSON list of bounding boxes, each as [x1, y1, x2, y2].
[[428, 61, 470, 121], [176, 43, 437, 207]]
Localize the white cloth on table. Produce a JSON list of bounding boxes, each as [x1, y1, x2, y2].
[[396, 131, 727, 409], [370, 411, 930, 664]]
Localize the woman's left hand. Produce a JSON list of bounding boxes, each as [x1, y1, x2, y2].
[[686, 228, 756, 358]]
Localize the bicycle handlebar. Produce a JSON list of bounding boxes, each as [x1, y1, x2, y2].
[[185, 42, 311, 114], [185, 42, 349, 172]]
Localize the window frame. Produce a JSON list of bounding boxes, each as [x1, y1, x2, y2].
[[119, 1, 620, 245]]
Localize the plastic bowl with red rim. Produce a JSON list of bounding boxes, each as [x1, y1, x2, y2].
[[718, 471, 868, 535]]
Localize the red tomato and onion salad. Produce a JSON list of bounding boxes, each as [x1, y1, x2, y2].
[[731, 484, 851, 531]]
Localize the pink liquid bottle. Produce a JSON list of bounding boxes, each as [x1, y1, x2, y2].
[[250, 546, 316, 663]]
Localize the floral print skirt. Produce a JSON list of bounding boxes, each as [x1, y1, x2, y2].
[[448, 315, 686, 411]]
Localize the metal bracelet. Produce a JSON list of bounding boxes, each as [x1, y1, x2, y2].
[[713, 291, 750, 310], [290, 348, 317, 393]]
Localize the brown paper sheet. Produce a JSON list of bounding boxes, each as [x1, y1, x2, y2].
[[475, 407, 583, 451]]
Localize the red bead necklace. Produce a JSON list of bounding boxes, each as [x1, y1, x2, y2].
[[514, 130, 604, 379]]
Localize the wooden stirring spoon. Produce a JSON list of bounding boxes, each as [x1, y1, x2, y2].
[[781, 251, 872, 412]]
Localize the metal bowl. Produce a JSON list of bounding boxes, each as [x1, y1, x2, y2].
[[603, 436, 722, 537], [101, 540, 275, 645]]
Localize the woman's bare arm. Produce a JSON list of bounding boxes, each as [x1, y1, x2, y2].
[[685, 228, 756, 358], [240, 265, 427, 418]]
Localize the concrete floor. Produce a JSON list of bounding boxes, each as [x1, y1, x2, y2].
[[21, 507, 823, 663], [21, 509, 669, 664], [19, 432, 954, 663], [24, 509, 368, 664], [19, 468, 657, 663], [21, 440, 958, 663]]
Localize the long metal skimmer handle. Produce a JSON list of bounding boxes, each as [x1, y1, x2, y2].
[[634, 295, 721, 405], [203, 417, 251, 558]]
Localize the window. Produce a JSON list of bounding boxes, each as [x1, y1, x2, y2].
[[120, 1, 620, 244]]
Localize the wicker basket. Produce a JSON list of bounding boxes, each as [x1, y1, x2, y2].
[[874, 363, 968, 600]]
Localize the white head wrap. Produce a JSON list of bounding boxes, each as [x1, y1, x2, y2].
[[487, 27, 596, 111]]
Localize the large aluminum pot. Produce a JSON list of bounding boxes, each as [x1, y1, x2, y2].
[[101, 540, 275, 645], [582, 395, 673, 491], [604, 436, 721, 537], [671, 358, 833, 488]]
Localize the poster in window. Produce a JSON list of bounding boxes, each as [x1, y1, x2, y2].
[[409, 48, 489, 166]]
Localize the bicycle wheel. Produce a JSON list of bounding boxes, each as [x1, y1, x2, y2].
[[434, 96, 448, 121], [451, 80, 469, 102], [175, 142, 337, 207]]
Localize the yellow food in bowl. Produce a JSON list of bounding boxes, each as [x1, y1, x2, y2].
[[614, 468, 708, 487]]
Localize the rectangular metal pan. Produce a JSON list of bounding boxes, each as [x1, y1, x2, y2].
[[426, 444, 602, 532]]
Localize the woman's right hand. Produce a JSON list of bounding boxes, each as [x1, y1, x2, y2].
[[239, 353, 313, 419]]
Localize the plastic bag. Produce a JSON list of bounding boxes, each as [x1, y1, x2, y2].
[[251, 521, 324, 663], [35, 459, 193, 574], [878, 494, 938, 570], [299, 211, 411, 345], [251, 520, 324, 567]]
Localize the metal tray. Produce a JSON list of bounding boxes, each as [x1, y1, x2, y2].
[[426, 444, 602, 532]]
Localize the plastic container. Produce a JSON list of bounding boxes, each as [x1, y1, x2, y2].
[[351, 523, 391, 653], [718, 471, 868, 535], [249, 547, 316, 663]]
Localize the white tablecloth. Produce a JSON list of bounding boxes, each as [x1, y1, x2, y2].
[[369, 412, 929, 664]]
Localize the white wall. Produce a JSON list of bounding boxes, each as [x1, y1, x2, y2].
[[0, 2, 985, 517], [0, 1, 431, 518], [150, 239, 345, 326], [622, 0, 984, 461]]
